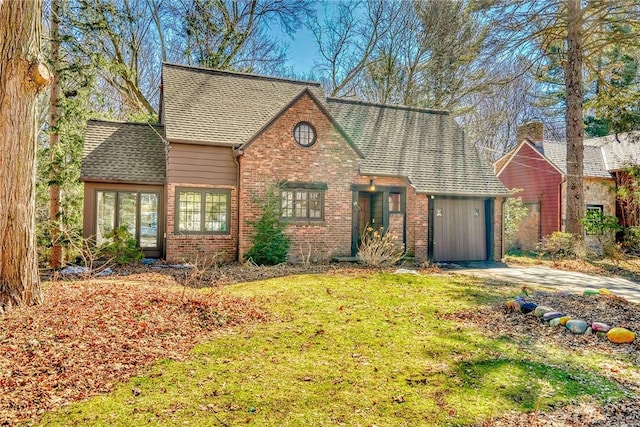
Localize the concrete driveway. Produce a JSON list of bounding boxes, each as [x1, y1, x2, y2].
[[452, 263, 640, 303]]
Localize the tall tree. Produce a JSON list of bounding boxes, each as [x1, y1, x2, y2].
[[49, 0, 63, 268], [564, 0, 584, 235], [477, 0, 640, 235], [0, 0, 50, 313]]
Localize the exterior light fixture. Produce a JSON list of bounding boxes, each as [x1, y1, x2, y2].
[[369, 179, 376, 191]]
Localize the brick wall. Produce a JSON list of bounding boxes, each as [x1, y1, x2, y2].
[[237, 92, 429, 263], [493, 197, 505, 261]]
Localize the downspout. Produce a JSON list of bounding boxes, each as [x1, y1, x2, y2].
[[559, 175, 567, 231], [233, 148, 244, 262]]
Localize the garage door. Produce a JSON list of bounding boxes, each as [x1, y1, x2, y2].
[[433, 198, 487, 262]]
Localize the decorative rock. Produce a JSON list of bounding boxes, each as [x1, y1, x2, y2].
[[607, 328, 636, 344], [520, 302, 537, 314], [534, 306, 554, 318], [549, 318, 562, 327], [591, 322, 611, 333], [542, 311, 564, 322], [584, 289, 599, 296], [585, 327, 593, 336], [598, 288, 613, 295], [505, 300, 521, 312], [554, 291, 571, 297], [566, 320, 589, 334], [559, 316, 572, 326]]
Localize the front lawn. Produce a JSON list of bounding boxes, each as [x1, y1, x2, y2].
[[36, 270, 634, 426]]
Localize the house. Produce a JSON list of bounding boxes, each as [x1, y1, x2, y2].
[[81, 63, 509, 264], [495, 121, 640, 251]]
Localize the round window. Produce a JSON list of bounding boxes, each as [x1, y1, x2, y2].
[[293, 122, 316, 147]]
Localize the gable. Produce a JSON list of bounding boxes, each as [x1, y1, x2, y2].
[[161, 63, 326, 146], [495, 139, 563, 178], [240, 89, 363, 158]]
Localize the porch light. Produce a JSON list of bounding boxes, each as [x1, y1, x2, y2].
[[369, 179, 376, 191]]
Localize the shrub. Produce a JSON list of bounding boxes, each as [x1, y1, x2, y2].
[[621, 226, 640, 256], [357, 226, 404, 267], [504, 189, 529, 248], [536, 231, 578, 259], [100, 225, 144, 265], [245, 184, 290, 265]]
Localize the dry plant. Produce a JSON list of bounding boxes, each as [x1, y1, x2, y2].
[[357, 225, 404, 267], [51, 229, 115, 281], [178, 253, 223, 299]]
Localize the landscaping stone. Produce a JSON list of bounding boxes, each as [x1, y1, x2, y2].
[[566, 320, 589, 334], [591, 322, 611, 333], [505, 300, 521, 312], [549, 318, 562, 327], [607, 328, 636, 344], [534, 306, 554, 317], [559, 316, 571, 326], [584, 290, 599, 296], [542, 311, 564, 322], [598, 288, 613, 295], [520, 302, 537, 314], [585, 327, 592, 336]]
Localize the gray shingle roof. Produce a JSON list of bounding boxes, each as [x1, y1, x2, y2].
[[540, 141, 611, 178], [82, 120, 166, 183], [161, 63, 326, 145], [539, 133, 640, 178], [328, 98, 509, 196], [588, 132, 640, 171]]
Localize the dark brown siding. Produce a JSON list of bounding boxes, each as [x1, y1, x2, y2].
[[167, 143, 237, 186], [498, 143, 562, 238]]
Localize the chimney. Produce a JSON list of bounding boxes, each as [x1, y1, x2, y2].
[[517, 121, 544, 148]]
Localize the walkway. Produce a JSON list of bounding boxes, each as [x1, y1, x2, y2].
[[453, 263, 640, 303]]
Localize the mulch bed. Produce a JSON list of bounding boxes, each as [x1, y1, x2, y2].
[[445, 281, 640, 426], [0, 276, 267, 425]]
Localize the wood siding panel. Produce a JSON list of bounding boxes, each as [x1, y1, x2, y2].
[[167, 143, 237, 186], [498, 143, 562, 238]]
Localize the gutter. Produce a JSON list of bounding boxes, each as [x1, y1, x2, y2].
[[233, 148, 244, 262]]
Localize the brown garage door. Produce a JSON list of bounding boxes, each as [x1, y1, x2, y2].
[[433, 198, 487, 262]]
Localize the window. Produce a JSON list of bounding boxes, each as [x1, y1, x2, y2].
[[389, 193, 401, 212], [293, 122, 316, 147], [584, 204, 604, 235], [281, 189, 324, 220], [96, 191, 159, 248], [176, 188, 230, 234]]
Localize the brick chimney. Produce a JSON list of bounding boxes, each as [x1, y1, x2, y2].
[[516, 121, 544, 148]]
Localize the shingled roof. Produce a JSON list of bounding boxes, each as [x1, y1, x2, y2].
[[161, 63, 326, 146], [540, 141, 611, 178], [81, 120, 166, 184], [327, 98, 508, 196]]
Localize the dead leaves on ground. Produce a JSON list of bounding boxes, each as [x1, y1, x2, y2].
[[0, 278, 266, 425]]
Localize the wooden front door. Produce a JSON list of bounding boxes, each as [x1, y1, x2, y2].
[[433, 198, 487, 262]]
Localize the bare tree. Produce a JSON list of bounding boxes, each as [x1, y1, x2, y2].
[[0, 0, 50, 313], [478, 0, 640, 235], [309, 0, 401, 98], [168, 0, 312, 74]]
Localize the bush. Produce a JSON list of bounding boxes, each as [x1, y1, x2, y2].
[[621, 226, 640, 257], [245, 184, 290, 265], [100, 225, 144, 265], [357, 226, 404, 267], [536, 231, 578, 259]]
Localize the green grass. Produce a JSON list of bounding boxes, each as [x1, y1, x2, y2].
[[40, 272, 626, 426]]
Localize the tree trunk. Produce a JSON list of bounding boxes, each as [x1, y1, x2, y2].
[[564, 0, 584, 236], [0, 1, 49, 313], [49, 0, 63, 268]]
